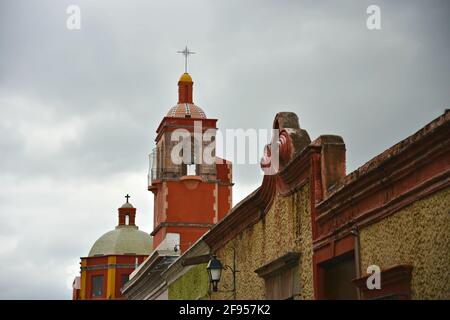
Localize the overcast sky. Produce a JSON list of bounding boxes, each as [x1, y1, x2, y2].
[[0, 0, 449, 299]]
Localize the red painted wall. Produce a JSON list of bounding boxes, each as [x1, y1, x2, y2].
[[165, 181, 215, 222], [82, 255, 147, 300], [152, 177, 232, 252]]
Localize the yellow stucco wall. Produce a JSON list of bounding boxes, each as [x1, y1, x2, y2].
[[212, 184, 314, 300], [80, 259, 87, 300], [359, 187, 450, 299], [106, 256, 116, 299]]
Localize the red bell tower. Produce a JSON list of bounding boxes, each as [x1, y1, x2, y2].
[[148, 71, 232, 253]]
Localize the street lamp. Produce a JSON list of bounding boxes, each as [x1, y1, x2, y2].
[[206, 249, 238, 298], [206, 255, 223, 292]]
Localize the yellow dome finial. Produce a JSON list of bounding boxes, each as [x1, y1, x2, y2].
[[179, 72, 193, 83]]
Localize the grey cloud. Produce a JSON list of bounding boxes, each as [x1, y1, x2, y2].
[[0, 0, 449, 298]]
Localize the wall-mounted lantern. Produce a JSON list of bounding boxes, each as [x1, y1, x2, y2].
[[206, 255, 223, 292], [206, 248, 238, 298]]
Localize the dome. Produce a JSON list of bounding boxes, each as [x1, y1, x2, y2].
[[88, 225, 153, 257], [179, 72, 193, 82], [167, 103, 206, 119], [121, 202, 133, 208]]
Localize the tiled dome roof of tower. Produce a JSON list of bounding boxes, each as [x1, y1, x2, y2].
[[167, 103, 206, 119], [88, 226, 153, 257]]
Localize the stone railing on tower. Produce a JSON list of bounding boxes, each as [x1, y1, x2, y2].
[[148, 165, 217, 186], [148, 148, 158, 186], [148, 147, 218, 189]]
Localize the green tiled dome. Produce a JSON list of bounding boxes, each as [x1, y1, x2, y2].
[[88, 225, 153, 257]]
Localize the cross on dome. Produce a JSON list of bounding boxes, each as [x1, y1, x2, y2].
[[177, 45, 196, 73]]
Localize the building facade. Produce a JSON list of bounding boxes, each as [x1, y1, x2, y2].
[[73, 199, 153, 300], [148, 72, 232, 253], [75, 66, 449, 299], [161, 110, 449, 300], [122, 72, 233, 298]]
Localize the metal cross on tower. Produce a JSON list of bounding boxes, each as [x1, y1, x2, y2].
[[125, 194, 130, 203], [177, 45, 196, 73]]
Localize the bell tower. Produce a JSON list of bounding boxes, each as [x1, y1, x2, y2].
[[148, 71, 232, 253]]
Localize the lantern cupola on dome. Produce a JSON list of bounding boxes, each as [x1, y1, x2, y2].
[[87, 195, 153, 257], [166, 72, 206, 119]]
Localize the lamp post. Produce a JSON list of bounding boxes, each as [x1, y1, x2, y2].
[[206, 248, 238, 299]]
